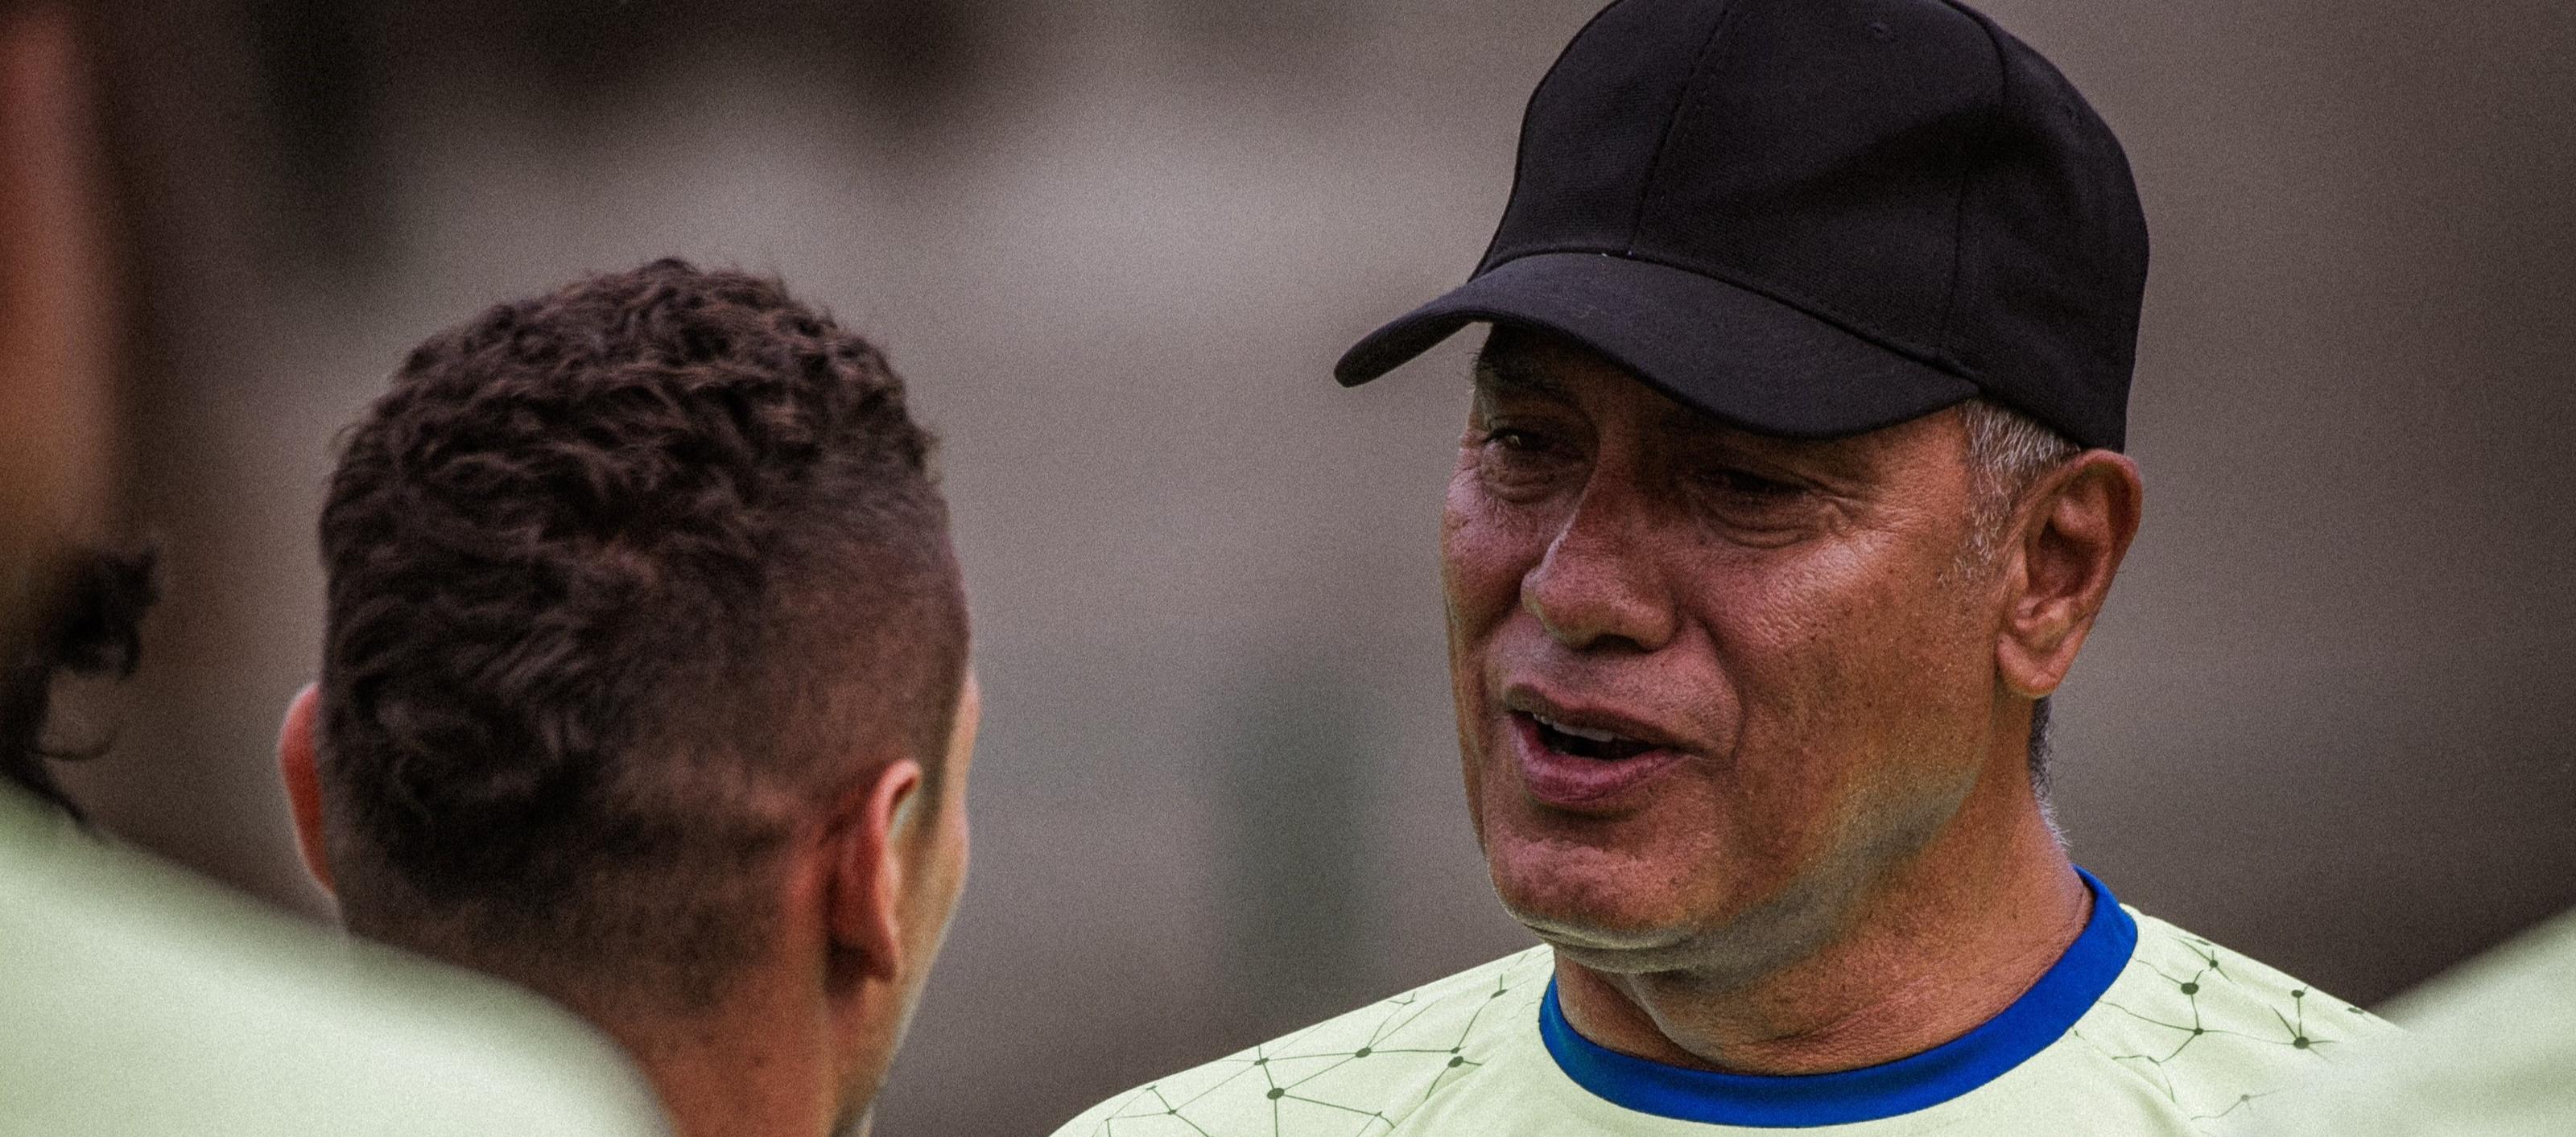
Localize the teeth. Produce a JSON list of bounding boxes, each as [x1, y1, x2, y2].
[[1534, 714, 1622, 744]]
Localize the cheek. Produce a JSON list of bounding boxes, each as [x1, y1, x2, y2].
[[917, 811, 972, 953], [1442, 472, 1546, 834], [1715, 541, 1993, 787], [1439, 471, 1541, 640]]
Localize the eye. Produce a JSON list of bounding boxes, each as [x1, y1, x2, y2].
[[1472, 424, 1580, 501], [1474, 421, 1577, 458]]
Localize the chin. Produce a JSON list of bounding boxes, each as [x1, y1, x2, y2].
[[1483, 824, 1866, 984], [1497, 890, 1728, 978], [1485, 834, 1700, 950]]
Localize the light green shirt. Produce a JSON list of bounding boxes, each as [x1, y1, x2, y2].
[[2226, 906, 2576, 1137], [0, 784, 671, 1136], [1055, 872, 2393, 1135]]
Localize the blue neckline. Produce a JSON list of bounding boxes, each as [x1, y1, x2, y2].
[[1539, 867, 2136, 1128]]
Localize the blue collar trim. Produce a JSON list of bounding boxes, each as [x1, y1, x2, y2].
[[1539, 867, 2136, 1128]]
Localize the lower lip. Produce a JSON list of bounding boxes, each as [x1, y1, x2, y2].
[[1508, 713, 1684, 812]]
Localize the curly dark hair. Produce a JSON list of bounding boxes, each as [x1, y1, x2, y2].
[[316, 258, 967, 1009], [2, 547, 158, 818]]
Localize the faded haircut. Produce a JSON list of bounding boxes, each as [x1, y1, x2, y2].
[[315, 259, 967, 1011]]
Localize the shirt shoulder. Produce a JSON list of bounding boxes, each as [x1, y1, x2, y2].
[[2218, 905, 2576, 1137], [1049, 946, 1556, 1137], [0, 790, 670, 1136], [2059, 905, 2400, 1132]]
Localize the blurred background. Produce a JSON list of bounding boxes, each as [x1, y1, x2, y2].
[[8, 0, 2572, 1133]]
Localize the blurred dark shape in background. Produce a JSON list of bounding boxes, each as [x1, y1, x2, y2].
[[1218, 652, 1386, 1028], [2, 0, 126, 818], [236, 0, 1018, 279], [38, 1, 2576, 1134]]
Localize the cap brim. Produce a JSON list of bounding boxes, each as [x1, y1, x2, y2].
[[1335, 252, 1978, 439]]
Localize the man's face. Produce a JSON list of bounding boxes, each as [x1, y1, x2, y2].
[[840, 669, 979, 1135], [1443, 331, 2007, 980], [899, 669, 979, 1004]]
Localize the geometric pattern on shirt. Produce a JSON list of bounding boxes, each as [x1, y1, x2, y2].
[[1066, 948, 1554, 1137], [2072, 911, 2397, 1132], [1059, 910, 2399, 1136]]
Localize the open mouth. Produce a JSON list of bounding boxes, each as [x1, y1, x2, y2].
[[1505, 706, 1683, 809], [1523, 711, 1657, 761]]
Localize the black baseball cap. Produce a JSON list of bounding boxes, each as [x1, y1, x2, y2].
[[1335, 0, 2149, 451]]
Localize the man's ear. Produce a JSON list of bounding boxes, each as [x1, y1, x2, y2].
[[824, 758, 927, 983], [1997, 451, 2143, 699], [276, 682, 336, 896]]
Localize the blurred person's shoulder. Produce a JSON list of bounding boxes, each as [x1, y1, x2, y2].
[[2214, 905, 2575, 1137], [0, 783, 670, 1136], [1049, 945, 1555, 1137]]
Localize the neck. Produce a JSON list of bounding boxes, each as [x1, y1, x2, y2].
[[1554, 769, 2087, 1076], [576, 979, 876, 1137]]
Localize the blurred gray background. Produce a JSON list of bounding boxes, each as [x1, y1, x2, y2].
[[49, 1, 2575, 1134]]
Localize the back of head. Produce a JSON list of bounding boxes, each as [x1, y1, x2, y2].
[[316, 258, 968, 1012]]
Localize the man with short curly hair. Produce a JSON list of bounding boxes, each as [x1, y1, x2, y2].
[[279, 258, 977, 1137]]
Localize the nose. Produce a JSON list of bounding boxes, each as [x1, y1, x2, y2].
[[1521, 473, 1676, 653]]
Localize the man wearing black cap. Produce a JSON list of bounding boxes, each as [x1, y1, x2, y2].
[[1054, 0, 2392, 1134]]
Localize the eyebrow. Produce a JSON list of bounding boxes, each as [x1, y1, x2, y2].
[[1470, 344, 1870, 476], [1476, 344, 1721, 437], [1470, 348, 1571, 400]]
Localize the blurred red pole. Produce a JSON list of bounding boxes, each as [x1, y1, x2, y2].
[[1, 2, 117, 575]]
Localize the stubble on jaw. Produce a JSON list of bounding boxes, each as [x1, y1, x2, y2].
[[1516, 750, 1976, 992]]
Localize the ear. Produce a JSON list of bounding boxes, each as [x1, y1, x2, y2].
[[823, 758, 928, 983], [276, 682, 336, 896], [1997, 451, 2143, 698]]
